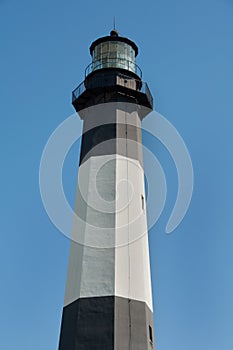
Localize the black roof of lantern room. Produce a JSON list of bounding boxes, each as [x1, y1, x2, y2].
[[72, 30, 153, 113], [90, 30, 139, 56]]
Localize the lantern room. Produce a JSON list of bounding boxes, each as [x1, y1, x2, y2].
[[87, 30, 141, 78]]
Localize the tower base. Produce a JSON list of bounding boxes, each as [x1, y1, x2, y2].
[[59, 296, 154, 350]]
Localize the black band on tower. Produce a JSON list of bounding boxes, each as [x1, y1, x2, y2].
[[79, 123, 143, 167], [59, 297, 154, 350]]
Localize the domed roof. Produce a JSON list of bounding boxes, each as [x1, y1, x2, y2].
[[89, 31, 138, 56]]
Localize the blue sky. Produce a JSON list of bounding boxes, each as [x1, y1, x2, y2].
[[1, 0, 233, 349]]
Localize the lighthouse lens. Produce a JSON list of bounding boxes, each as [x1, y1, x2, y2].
[[92, 41, 136, 74]]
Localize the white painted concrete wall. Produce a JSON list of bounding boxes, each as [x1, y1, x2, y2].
[[64, 104, 153, 312]]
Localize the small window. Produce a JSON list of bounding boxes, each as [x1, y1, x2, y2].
[[141, 194, 145, 210], [149, 325, 153, 343]]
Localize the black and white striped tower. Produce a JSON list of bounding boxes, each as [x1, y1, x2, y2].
[[58, 29, 155, 349]]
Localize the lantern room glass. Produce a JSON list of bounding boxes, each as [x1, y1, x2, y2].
[[92, 41, 136, 74]]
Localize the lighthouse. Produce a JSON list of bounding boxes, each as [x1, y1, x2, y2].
[[58, 29, 155, 349]]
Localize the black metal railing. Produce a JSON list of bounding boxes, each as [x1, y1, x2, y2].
[[72, 74, 153, 108], [143, 82, 153, 109], [85, 58, 142, 78], [141, 81, 153, 108], [72, 80, 86, 101]]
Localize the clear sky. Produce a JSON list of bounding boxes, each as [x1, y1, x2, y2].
[[1, 0, 233, 349]]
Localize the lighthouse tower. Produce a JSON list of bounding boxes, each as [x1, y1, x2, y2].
[[58, 30, 155, 350]]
